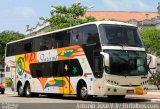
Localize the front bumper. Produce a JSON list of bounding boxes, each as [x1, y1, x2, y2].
[[103, 84, 148, 95]]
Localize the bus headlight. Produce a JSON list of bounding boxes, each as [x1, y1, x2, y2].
[[105, 66, 109, 72]]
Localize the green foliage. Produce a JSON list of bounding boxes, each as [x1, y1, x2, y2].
[[149, 71, 160, 90], [140, 28, 160, 56], [44, 28, 54, 33], [0, 31, 24, 62], [40, 3, 97, 30], [140, 28, 160, 89]]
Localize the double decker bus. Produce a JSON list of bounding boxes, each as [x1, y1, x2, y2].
[[5, 21, 148, 100]]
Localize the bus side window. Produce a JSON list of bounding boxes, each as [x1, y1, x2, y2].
[[10, 43, 16, 56], [64, 31, 70, 47], [68, 59, 83, 76], [57, 61, 64, 76], [44, 35, 56, 50], [81, 25, 102, 78], [55, 31, 70, 48], [24, 42, 32, 53], [7, 44, 15, 56], [34, 34, 55, 51], [52, 62, 58, 76], [70, 29, 83, 46], [6, 45, 12, 56], [39, 36, 49, 51], [94, 54, 103, 78], [55, 32, 63, 48], [6, 41, 29, 56], [82, 26, 96, 44], [81, 25, 100, 50], [36, 70, 43, 78]]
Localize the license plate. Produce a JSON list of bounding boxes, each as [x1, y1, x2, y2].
[[127, 90, 134, 94]]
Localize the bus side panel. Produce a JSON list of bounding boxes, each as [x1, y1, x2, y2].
[[5, 45, 95, 95], [30, 77, 65, 94], [93, 73, 106, 96], [76, 56, 94, 95], [57, 46, 94, 95]]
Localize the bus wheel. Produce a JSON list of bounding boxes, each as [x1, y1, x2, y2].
[[77, 84, 92, 100], [18, 85, 25, 97], [107, 95, 125, 100], [24, 83, 32, 97]]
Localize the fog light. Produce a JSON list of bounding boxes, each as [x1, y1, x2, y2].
[[113, 88, 117, 92]]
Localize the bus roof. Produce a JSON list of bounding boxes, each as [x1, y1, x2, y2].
[[7, 21, 136, 45]]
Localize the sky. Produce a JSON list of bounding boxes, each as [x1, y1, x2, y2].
[[0, 0, 159, 34]]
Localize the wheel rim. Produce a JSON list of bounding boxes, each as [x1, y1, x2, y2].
[[18, 86, 23, 95], [81, 87, 87, 97], [26, 85, 31, 96]]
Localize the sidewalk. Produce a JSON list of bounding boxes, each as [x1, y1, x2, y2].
[[127, 90, 160, 99], [4, 87, 16, 95]]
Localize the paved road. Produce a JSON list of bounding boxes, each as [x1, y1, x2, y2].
[[0, 93, 160, 103], [1, 93, 160, 109]]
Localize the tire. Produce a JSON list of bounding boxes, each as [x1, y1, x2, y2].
[[24, 83, 39, 97], [18, 85, 25, 97], [77, 84, 93, 100], [24, 83, 32, 97], [107, 95, 125, 100]]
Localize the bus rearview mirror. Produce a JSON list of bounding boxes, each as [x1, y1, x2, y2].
[[147, 54, 157, 75], [100, 52, 109, 67]]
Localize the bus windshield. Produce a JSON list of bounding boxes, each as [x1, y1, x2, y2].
[[99, 24, 143, 47], [105, 50, 147, 76]]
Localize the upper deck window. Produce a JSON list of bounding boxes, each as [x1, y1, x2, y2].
[[99, 24, 143, 47]]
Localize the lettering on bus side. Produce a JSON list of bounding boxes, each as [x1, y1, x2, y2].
[[38, 50, 58, 62], [39, 53, 57, 62]]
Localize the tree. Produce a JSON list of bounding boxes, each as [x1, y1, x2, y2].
[[140, 28, 160, 56], [40, 3, 97, 30], [140, 28, 160, 90], [149, 71, 160, 90], [0, 31, 24, 62]]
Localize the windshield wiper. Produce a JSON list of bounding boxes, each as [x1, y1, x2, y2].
[[128, 44, 142, 47], [107, 42, 125, 46]]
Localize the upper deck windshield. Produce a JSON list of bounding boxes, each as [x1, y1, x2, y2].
[[99, 24, 144, 47]]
